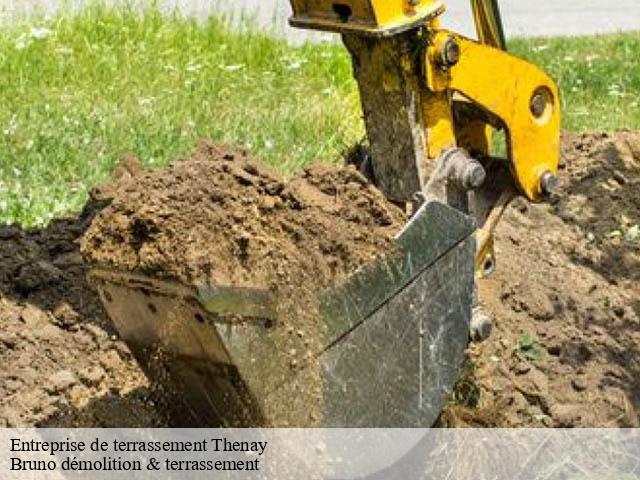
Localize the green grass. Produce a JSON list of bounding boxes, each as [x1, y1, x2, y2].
[[0, 5, 361, 226], [509, 33, 640, 132], [0, 5, 638, 226]]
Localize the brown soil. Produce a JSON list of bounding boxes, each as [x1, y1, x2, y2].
[[443, 130, 640, 427], [80, 141, 407, 427], [81, 141, 403, 293], [1, 132, 638, 428], [0, 204, 169, 427], [0, 141, 405, 427]]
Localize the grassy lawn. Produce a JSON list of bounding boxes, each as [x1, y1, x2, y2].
[[0, 4, 638, 226]]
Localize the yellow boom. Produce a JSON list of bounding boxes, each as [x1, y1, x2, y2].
[[289, 0, 561, 273]]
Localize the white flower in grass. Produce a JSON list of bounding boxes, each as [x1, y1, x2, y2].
[[30, 27, 52, 40], [14, 34, 29, 50], [222, 64, 244, 72], [608, 84, 624, 98], [56, 46, 73, 56], [264, 139, 274, 150], [138, 97, 155, 107], [185, 63, 202, 73], [4, 116, 17, 136]]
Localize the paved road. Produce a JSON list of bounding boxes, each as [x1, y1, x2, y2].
[[1, 0, 639, 41]]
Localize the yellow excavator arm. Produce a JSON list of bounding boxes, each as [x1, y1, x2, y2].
[[289, 0, 561, 273], [471, 0, 507, 49]]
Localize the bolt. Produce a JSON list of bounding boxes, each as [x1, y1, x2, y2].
[[444, 149, 486, 190], [540, 171, 559, 196], [530, 92, 547, 118], [462, 161, 486, 190], [411, 191, 428, 216], [439, 37, 460, 68]]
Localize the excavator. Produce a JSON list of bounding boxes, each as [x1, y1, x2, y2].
[[88, 0, 560, 427]]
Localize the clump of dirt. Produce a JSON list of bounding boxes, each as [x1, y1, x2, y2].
[[444, 130, 640, 427], [0, 201, 169, 427], [81, 141, 404, 294]]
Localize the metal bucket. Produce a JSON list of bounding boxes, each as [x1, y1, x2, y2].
[[89, 201, 475, 427]]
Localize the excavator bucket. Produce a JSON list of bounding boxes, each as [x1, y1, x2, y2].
[[86, 0, 560, 428], [89, 201, 475, 427]]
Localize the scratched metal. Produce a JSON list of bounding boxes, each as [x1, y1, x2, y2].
[[318, 237, 475, 427], [321, 201, 475, 345]]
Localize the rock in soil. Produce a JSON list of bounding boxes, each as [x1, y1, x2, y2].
[[444, 130, 640, 428], [45, 370, 78, 395]]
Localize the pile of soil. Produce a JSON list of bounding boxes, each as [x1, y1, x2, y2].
[[0, 205, 168, 427], [1, 131, 638, 428], [443, 130, 640, 427], [0, 141, 406, 428], [81, 141, 404, 295], [81, 141, 407, 426]]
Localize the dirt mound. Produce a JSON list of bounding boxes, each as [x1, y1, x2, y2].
[[443, 130, 640, 427], [0, 204, 168, 427], [0, 142, 406, 428], [81, 141, 404, 295]]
